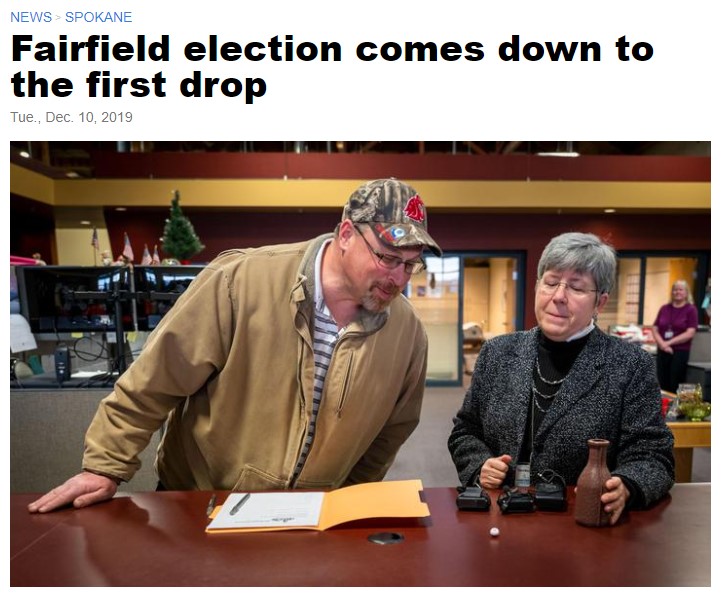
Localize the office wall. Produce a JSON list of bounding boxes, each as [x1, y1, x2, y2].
[[11, 202, 710, 330], [55, 227, 113, 265], [101, 207, 711, 258], [10, 195, 56, 263], [9, 155, 711, 329], [102, 209, 711, 328]]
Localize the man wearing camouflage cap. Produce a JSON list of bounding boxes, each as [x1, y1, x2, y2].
[[30, 178, 442, 513]]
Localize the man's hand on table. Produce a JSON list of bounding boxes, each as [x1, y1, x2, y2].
[[27, 472, 118, 513]]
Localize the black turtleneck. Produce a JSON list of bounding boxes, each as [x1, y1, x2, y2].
[[518, 332, 591, 464]]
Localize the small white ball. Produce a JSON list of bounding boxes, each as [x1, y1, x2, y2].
[[489, 527, 500, 537]]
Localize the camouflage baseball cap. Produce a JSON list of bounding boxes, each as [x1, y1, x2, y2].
[[342, 178, 442, 256]]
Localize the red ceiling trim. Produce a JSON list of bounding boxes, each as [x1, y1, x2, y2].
[[87, 151, 711, 182]]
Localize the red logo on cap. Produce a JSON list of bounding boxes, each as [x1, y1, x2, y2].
[[404, 195, 425, 222]]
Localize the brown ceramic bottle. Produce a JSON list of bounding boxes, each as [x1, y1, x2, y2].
[[574, 439, 612, 527]]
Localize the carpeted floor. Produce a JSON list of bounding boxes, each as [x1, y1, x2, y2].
[[385, 386, 711, 488]]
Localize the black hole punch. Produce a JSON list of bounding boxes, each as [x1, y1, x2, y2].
[[367, 532, 405, 545]]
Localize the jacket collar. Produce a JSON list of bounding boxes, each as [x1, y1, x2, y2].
[[290, 233, 389, 334]]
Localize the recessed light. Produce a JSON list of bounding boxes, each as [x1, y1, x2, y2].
[[604, 208, 616, 213], [536, 151, 580, 158], [80, 220, 91, 225], [115, 207, 127, 211], [66, 171, 80, 178], [19, 151, 30, 159]]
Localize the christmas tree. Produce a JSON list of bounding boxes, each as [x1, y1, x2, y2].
[[161, 190, 205, 261]]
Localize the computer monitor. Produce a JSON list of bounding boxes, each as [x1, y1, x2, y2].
[[134, 265, 205, 330], [15, 265, 131, 334]]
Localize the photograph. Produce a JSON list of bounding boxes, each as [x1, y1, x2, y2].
[[9, 140, 711, 587]]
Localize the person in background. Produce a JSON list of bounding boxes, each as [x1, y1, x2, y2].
[[651, 280, 699, 393], [448, 232, 674, 525], [28, 178, 441, 514]]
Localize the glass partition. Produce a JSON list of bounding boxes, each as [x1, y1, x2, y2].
[[597, 257, 641, 333], [598, 254, 704, 332], [462, 257, 520, 339], [408, 252, 524, 385], [408, 256, 461, 384]]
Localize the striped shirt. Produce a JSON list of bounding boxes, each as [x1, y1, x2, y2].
[[292, 240, 342, 481]]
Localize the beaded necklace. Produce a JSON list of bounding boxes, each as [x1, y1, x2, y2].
[[532, 357, 568, 412]]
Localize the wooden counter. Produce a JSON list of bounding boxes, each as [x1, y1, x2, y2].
[[10, 484, 711, 586], [667, 419, 711, 482]]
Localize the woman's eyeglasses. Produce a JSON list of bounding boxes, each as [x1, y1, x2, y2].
[[537, 279, 598, 298]]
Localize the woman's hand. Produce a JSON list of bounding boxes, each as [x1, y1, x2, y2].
[[479, 454, 512, 489], [601, 476, 630, 525]]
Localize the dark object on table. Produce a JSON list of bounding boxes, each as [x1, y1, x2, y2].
[[497, 487, 535, 514], [534, 482, 567, 511], [456, 486, 491, 511], [534, 469, 567, 511]]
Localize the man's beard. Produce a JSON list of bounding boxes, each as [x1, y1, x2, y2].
[[360, 283, 401, 312]]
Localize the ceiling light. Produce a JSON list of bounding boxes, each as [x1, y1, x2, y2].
[[66, 171, 80, 178], [537, 141, 579, 158], [80, 220, 91, 225], [115, 207, 127, 211], [19, 151, 30, 158], [537, 151, 580, 158], [604, 208, 616, 213]]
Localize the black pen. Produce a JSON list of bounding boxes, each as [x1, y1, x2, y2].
[[229, 492, 251, 515], [206, 494, 217, 517]]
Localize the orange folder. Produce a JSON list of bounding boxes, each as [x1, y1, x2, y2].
[[206, 479, 429, 534]]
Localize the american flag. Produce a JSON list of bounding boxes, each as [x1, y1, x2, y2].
[[91, 227, 99, 250], [141, 244, 152, 265], [152, 245, 161, 265], [122, 232, 135, 262]]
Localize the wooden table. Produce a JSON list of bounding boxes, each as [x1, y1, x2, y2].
[[668, 420, 711, 482], [10, 484, 710, 586]]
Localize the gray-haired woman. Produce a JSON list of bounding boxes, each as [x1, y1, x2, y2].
[[448, 232, 674, 525]]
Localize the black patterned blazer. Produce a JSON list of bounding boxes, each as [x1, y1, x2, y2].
[[448, 327, 675, 507]]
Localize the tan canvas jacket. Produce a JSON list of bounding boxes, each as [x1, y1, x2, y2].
[[83, 234, 428, 491]]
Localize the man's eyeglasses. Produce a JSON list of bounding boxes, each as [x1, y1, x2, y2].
[[537, 279, 598, 298], [354, 226, 426, 275]]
